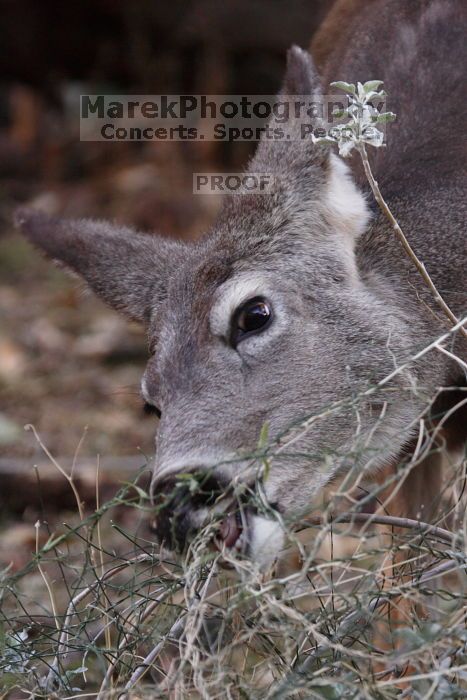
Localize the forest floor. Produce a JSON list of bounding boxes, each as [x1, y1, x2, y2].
[[0, 140, 222, 572]]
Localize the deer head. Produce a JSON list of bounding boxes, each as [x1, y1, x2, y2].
[[16, 48, 420, 567]]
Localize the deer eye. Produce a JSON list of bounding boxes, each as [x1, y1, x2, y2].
[[231, 297, 272, 347]]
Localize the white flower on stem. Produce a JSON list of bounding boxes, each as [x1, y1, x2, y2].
[[313, 79, 396, 157]]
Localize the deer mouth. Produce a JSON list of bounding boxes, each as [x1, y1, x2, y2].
[[215, 509, 286, 570], [216, 509, 248, 554]]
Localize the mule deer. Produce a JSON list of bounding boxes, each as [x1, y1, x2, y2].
[[15, 0, 466, 568]]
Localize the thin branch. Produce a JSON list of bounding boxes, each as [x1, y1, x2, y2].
[[44, 554, 154, 692], [97, 587, 180, 697], [122, 615, 187, 692], [25, 424, 85, 521], [358, 143, 467, 340], [300, 511, 458, 547]]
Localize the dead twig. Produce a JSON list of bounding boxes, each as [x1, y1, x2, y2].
[[358, 143, 467, 340]]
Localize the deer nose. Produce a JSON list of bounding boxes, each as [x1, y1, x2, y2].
[[150, 473, 225, 552]]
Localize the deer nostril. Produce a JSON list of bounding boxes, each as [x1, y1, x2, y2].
[[150, 472, 226, 552]]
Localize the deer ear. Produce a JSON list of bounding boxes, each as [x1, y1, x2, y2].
[[14, 208, 183, 323], [282, 49, 370, 241], [281, 44, 322, 97], [249, 46, 328, 178], [248, 46, 369, 246]]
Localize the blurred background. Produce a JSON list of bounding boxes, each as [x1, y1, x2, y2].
[[0, 0, 330, 549]]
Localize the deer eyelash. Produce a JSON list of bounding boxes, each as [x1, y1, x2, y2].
[[143, 401, 162, 419]]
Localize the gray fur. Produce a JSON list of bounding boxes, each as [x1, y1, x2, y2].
[[15, 1, 466, 556]]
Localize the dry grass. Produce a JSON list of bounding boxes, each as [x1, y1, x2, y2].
[[1, 330, 466, 700]]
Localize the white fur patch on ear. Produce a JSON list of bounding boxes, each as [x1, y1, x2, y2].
[[322, 153, 370, 240]]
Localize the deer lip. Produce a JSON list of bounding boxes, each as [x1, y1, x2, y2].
[[217, 510, 245, 550]]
